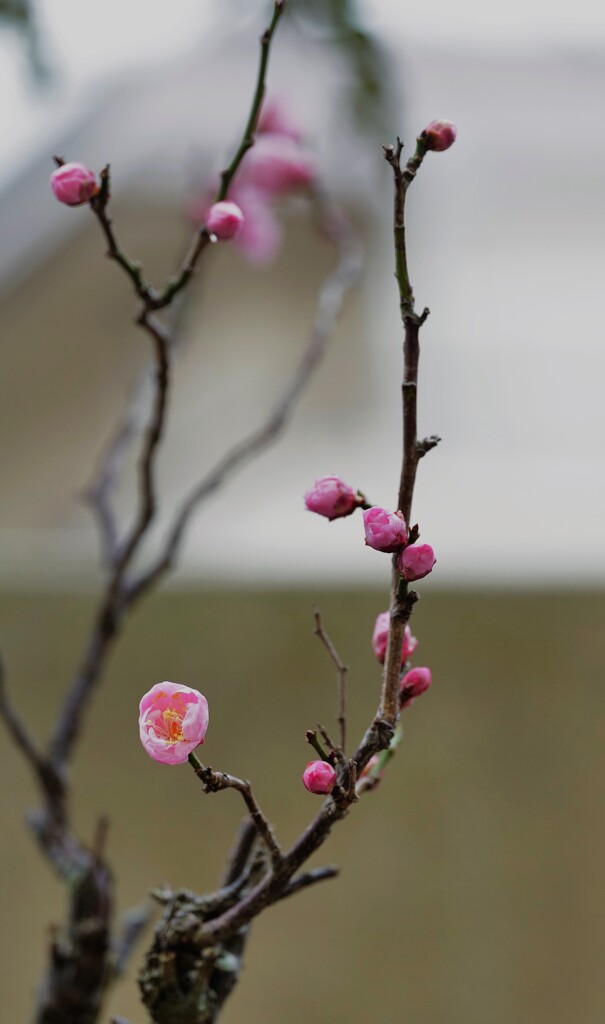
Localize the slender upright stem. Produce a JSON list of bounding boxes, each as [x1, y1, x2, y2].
[[217, 1, 286, 201], [313, 610, 348, 752], [374, 139, 429, 726]]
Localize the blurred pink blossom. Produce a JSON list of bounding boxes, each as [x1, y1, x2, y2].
[[139, 682, 209, 765], [360, 754, 384, 780], [243, 134, 315, 195], [258, 98, 303, 142]]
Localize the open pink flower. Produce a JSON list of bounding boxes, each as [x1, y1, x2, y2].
[[302, 760, 337, 795], [304, 475, 358, 520], [363, 507, 407, 553], [50, 161, 99, 206], [372, 611, 418, 665], [139, 682, 209, 765]]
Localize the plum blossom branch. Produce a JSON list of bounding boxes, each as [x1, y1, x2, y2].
[[47, 4, 293, 775], [377, 134, 433, 729], [0, 7, 294, 1024]]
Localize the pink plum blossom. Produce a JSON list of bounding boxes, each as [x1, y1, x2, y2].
[[304, 475, 358, 520], [139, 682, 209, 765], [363, 507, 407, 553], [229, 184, 282, 265], [372, 611, 418, 665], [206, 200, 244, 240], [243, 135, 315, 196], [258, 99, 303, 142], [302, 759, 337, 795], [400, 666, 432, 708], [422, 120, 457, 152], [50, 162, 99, 206], [398, 543, 436, 581]]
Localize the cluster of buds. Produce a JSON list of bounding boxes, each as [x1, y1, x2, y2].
[[304, 476, 436, 584], [371, 610, 432, 712], [50, 160, 246, 245]]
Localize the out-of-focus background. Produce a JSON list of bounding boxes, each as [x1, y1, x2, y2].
[[1, 1, 604, 1022]]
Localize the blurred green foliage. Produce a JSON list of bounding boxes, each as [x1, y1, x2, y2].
[[0, 0, 48, 80]]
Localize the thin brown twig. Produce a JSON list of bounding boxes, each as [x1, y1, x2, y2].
[[276, 866, 339, 902], [113, 904, 153, 979], [126, 204, 363, 604], [0, 651, 42, 774], [377, 136, 431, 729], [188, 754, 282, 873], [222, 818, 258, 887], [313, 609, 348, 752], [305, 728, 330, 762]]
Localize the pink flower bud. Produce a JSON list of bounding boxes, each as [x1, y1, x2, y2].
[[422, 120, 457, 152], [372, 611, 418, 664], [302, 759, 337, 795], [139, 681, 209, 765], [244, 135, 315, 195], [304, 475, 358, 520], [398, 543, 436, 581], [360, 753, 383, 780], [50, 161, 99, 206], [206, 200, 245, 240], [363, 507, 407, 553], [400, 666, 432, 707]]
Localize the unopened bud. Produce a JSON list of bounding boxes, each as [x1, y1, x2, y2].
[[400, 666, 432, 707], [398, 543, 436, 581], [372, 611, 418, 665], [304, 475, 358, 520], [363, 507, 407, 553], [422, 120, 457, 152], [302, 759, 337, 795], [50, 162, 99, 206], [206, 200, 245, 240]]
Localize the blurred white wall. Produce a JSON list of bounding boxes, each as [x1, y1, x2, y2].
[[0, 5, 603, 587]]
